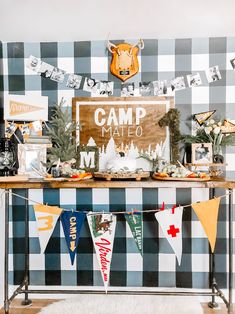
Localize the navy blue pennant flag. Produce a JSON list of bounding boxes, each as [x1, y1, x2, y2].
[[61, 211, 86, 265]]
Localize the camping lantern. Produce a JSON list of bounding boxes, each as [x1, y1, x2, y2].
[[0, 138, 17, 176]]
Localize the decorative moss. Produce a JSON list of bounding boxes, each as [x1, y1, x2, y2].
[[158, 108, 181, 163]]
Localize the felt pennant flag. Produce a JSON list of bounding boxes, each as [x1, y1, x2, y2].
[[155, 206, 183, 265], [33, 204, 63, 253], [193, 110, 216, 126], [192, 197, 221, 252], [61, 211, 86, 265], [125, 210, 143, 256], [87, 213, 116, 292]]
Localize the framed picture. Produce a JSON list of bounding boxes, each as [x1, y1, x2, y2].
[[191, 143, 213, 164], [18, 144, 47, 177], [72, 96, 175, 171]]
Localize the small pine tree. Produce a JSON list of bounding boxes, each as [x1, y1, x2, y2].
[[46, 98, 78, 168]]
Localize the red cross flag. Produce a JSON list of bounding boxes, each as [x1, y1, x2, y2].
[[155, 206, 183, 265]]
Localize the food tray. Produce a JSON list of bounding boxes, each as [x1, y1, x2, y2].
[[44, 175, 93, 181], [94, 172, 150, 181], [152, 173, 211, 181]]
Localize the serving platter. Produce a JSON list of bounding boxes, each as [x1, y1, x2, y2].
[[94, 171, 150, 181], [43, 175, 93, 181], [152, 173, 211, 181]]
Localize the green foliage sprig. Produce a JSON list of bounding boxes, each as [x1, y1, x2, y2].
[[181, 118, 235, 154], [138, 153, 159, 171], [45, 98, 79, 168]]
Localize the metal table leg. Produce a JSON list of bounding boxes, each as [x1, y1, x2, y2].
[[208, 187, 218, 309], [4, 190, 9, 314], [228, 189, 233, 313], [21, 189, 32, 306]]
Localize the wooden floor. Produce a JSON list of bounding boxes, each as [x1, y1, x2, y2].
[[0, 299, 232, 313]]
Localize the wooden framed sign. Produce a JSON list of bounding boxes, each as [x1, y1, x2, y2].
[[72, 96, 174, 170]]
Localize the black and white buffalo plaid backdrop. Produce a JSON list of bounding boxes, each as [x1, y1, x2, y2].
[[0, 38, 235, 288]]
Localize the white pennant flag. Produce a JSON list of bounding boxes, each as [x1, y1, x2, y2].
[[155, 206, 183, 265], [87, 213, 116, 292], [33, 204, 62, 253]]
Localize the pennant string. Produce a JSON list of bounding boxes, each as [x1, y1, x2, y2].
[[4, 190, 232, 215], [172, 205, 176, 214]]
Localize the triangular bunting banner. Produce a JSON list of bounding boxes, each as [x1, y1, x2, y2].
[[193, 110, 216, 126], [33, 204, 62, 253], [61, 211, 86, 265], [155, 206, 183, 265], [192, 197, 221, 252], [87, 213, 116, 292], [125, 211, 143, 256]]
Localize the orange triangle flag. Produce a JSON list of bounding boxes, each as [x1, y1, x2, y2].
[[192, 197, 221, 252]]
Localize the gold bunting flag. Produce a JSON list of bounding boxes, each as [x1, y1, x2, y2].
[[191, 197, 221, 252], [33, 204, 63, 253]]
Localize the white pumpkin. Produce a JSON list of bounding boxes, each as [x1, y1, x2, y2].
[[106, 154, 137, 172]]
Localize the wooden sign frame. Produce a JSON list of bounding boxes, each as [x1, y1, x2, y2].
[[72, 96, 175, 171]]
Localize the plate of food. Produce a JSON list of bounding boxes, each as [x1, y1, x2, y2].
[[152, 161, 210, 181], [44, 170, 93, 181], [152, 173, 210, 181]]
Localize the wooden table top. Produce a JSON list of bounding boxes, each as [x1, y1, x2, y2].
[[0, 177, 234, 189]]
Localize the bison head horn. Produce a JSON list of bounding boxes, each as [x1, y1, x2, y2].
[[107, 40, 121, 55], [130, 39, 144, 55]]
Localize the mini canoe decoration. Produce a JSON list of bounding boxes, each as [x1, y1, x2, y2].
[[221, 119, 235, 133], [107, 39, 144, 81], [193, 110, 216, 126]]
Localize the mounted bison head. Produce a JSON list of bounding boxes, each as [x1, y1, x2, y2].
[[107, 39, 144, 82]]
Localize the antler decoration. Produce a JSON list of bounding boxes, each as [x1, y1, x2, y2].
[[130, 39, 144, 54], [107, 40, 119, 54]]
